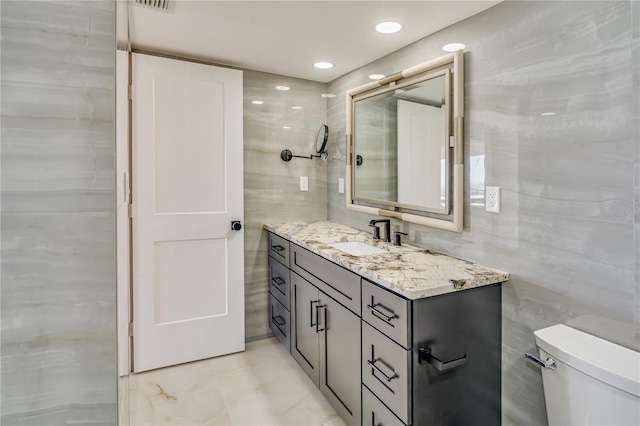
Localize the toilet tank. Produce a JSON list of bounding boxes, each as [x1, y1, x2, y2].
[[534, 325, 640, 426]]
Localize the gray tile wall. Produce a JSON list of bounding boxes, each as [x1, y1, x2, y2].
[[633, 0, 640, 358], [326, 1, 638, 424], [243, 70, 328, 341], [0, 1, 117, 424]]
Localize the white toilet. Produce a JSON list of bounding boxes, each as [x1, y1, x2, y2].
[[533, 324, 640, 426]]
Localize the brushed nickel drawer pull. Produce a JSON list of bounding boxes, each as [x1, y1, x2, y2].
[[367, 302, 399, 322], [271, 276, 285, 286], [419, 346, 467, 371], [367, 357, 398, 382], [271, 244, 285, 252]]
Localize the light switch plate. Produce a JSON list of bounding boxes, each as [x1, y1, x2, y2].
[[486, 186, 500, 213], [338, 178, 344, 194], [300, 176, 309, 191]]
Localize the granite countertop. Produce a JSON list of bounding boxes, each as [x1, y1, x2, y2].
[[264, 221, 509, 300]]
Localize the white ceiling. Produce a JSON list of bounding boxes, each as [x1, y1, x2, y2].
[[120, 0, 500, 83]]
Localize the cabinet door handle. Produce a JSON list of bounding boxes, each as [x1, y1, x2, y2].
[[371, 411, 381, 426], [310, 300, 319, 327], [315, 304, 326, 333], [271, 244, 285, 252], [366, 302, 398, 322], [367, 357, 398, 382], [418, 346, 468, 371], [271, 276, 285, 286], [271, 314, 285, 327]]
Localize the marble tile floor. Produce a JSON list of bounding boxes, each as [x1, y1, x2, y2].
[[120, 338, 345, 426]]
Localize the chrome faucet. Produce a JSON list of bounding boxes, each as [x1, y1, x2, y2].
[[369, 219, 391, 242]]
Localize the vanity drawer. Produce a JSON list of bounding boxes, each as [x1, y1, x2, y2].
[[268, 232, 290, 267], [362, 321, 411, 425], [362, 279, 411, 348], [291, 244, 361, 315], [270, 293, 290, 352], [362, 385, 407, 426], [269, 256, 290, 310]]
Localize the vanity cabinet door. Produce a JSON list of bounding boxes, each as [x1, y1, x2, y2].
[[319, 295, 361, 426], [268, 232, 290, 267], [362, 322, 411, 425], [291, 272, 320, 386], [269, 256, 290, 310], [269, 293, 290, 352], [362, 385, 407, 426]]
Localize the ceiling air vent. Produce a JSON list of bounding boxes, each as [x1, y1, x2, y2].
[[134, 0, 170, 11]]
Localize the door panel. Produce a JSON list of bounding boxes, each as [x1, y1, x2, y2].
[[320, 296, 362, 426], [291, 272, 319, 386], [132, 53, 244, 372], [153, 72, 225, 214], [153, 239, 227, 323]]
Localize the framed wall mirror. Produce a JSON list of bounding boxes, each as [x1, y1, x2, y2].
[[345, 50, 464, 232]]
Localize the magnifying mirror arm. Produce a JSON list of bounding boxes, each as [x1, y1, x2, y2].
[[280, 124, 329, 162], [280, 149, 327, 162]]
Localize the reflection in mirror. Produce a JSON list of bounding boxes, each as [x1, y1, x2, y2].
[[353, 72, 449, 213], [345, 51, 464, 232]]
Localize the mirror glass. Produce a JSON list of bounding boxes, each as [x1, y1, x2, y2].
[[316, 124, 328, 154], [352, 71, 450, 214]]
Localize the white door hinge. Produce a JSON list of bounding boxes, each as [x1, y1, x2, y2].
[[128, 85, 132, 100], [128, 322, 134, 337], [128, 203, 133, 219]]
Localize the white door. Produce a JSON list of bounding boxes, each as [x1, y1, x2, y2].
[[131, 53, 244, 373]]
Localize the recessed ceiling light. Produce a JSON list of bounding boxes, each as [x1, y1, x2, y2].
[[283, 126, 291, 129], [541, 112, 556, 116], [321, 93, 336, 98], [291, 106, 303, 110], [442, 43, 466, 52], [375, 21, 402, 34], [314, 62, 334, 69], [252, 100, 264, 105], [275, 85, 290, 91], [369, 74, 386, 80]]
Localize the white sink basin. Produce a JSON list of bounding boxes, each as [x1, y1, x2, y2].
[[327, 241, 387, 256]]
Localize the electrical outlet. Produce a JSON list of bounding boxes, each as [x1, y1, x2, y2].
[[338, 178, 344, 194], [486, 186, 500, 213], [300, 176, 309, 191]]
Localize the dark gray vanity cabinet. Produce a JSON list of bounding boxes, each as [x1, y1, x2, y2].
[[289, 243, 362, 426], [361, 279, 502, 426], [268, 233, 291, 351], [410, 283, 501, 426], [266, 231, 502, 426]]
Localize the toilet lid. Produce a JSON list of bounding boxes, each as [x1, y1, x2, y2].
[[535, 324, 640, 397]]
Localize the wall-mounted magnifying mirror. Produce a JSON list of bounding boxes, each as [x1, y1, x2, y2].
[[315, 124, 328, 159], [345, 51, 464, 232], [281, 124, 329, 161]]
